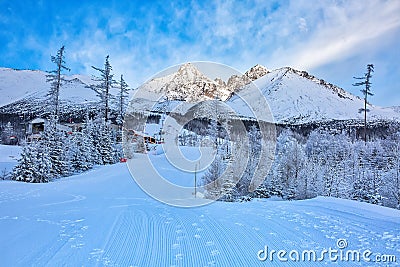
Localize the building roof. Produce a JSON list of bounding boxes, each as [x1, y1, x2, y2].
[[30, 118, 46, 124]]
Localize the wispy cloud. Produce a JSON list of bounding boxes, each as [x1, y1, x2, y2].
[[271, 0, 400, 70]]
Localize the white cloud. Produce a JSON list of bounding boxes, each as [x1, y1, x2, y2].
[[28, 0, 399, 106], [270, 0, 400, 70]]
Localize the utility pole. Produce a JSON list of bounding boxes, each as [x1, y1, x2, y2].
[[194, 163, 197, 198]]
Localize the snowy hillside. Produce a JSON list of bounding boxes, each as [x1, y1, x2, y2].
[[0, 68, 101, 116], [0, 152, 399, 266], [0, 68, 49, 107], [229, 67, 400, 124]]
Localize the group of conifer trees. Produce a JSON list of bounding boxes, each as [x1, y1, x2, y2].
[[12, 46, 129, 182]]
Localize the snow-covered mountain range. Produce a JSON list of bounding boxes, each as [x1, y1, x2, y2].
[[137, 63, 269, 102], [0, 67, 99, 116], [134, 63, 400, 124], [228, 67, 400, 124], [1, 64, 399, 124]]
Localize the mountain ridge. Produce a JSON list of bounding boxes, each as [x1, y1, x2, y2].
[[228, 67, 399, 124], [1, 64, 399, 124]]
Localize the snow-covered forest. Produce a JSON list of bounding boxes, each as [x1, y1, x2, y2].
[[199, 124, 400, 209], [2, 47, 127, 183], [12, 116, 122, 183]]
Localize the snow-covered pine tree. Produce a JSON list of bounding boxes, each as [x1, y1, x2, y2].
[[322, 133, 353, 198], [110, 127, 123, 161], [69, 131, 94, 172], [12, 138, 52, 183], [83, 117, 102, 165], [12, 142, 38, 182], [46, 45, 70, 119], [304, 131, 326, 198], [251, 183, 270, 199], [350, 140, 384, 205], [272, 130, 305, 200], [116, 74, 130, 126], [203, 154, 226, 199], [225, 135, 250, 200], [34, 140, 52, 183], [266, 131, 293, 198], [90, 119, 104, 165], [337, 134, 355, 198], [41, 116, 70, 178], [96, 119, 117, 165], [364, 141, 385, 205], [351, 141, 369, 202], [299, 159, 321, 199], [237, 124, 261, 195], [353, 64, 374, 142], [220, 174, 237, 202], [90, 55, 114, 122], [382, 133, 400, 208], [286, 140, 306, 200], [122, 128, 134, 159]]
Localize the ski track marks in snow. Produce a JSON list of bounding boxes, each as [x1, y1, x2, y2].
[[41, 193, 86, 206], [0, 164, 399, 266]]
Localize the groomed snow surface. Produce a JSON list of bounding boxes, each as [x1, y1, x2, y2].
[[0, 144, 21, 177], [0, 146, 399, 266]]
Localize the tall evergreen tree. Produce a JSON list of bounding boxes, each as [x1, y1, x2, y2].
[[12, 143, 38, 182], [12, 139, 52, 183], [69, 131, 94, 172], [86, 118, 103, 165], [47, 45, 70, 119], [237, 125, 261, 195], [385, 135, 400, 208], [93, 119, 117, 165], [41, 116, 70, 178], [353, 64, 374, 142], [34, 141, 52, 183], [203, 154, 226, 199], [116, 74, 130, 126], [91, 55, 114, 122]]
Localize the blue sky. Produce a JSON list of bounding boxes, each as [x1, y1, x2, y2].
[[0, 0, 399, 106]]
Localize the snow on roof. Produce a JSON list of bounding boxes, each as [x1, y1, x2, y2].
[[30, 118, 46, 124], [57, 124, 71, 132]]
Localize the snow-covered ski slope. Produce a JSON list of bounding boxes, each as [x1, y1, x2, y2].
[[1, 151, 399, 266], [0, 144, 21, 176]]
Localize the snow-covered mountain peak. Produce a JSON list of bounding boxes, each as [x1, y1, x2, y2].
[[137, 63, 272, 103], [244, 64, 270, 81], [138, 63, 234, 102], [225, 64, 270, 93], [160, 63, 223, 102], [175, 63, 208, 82]]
